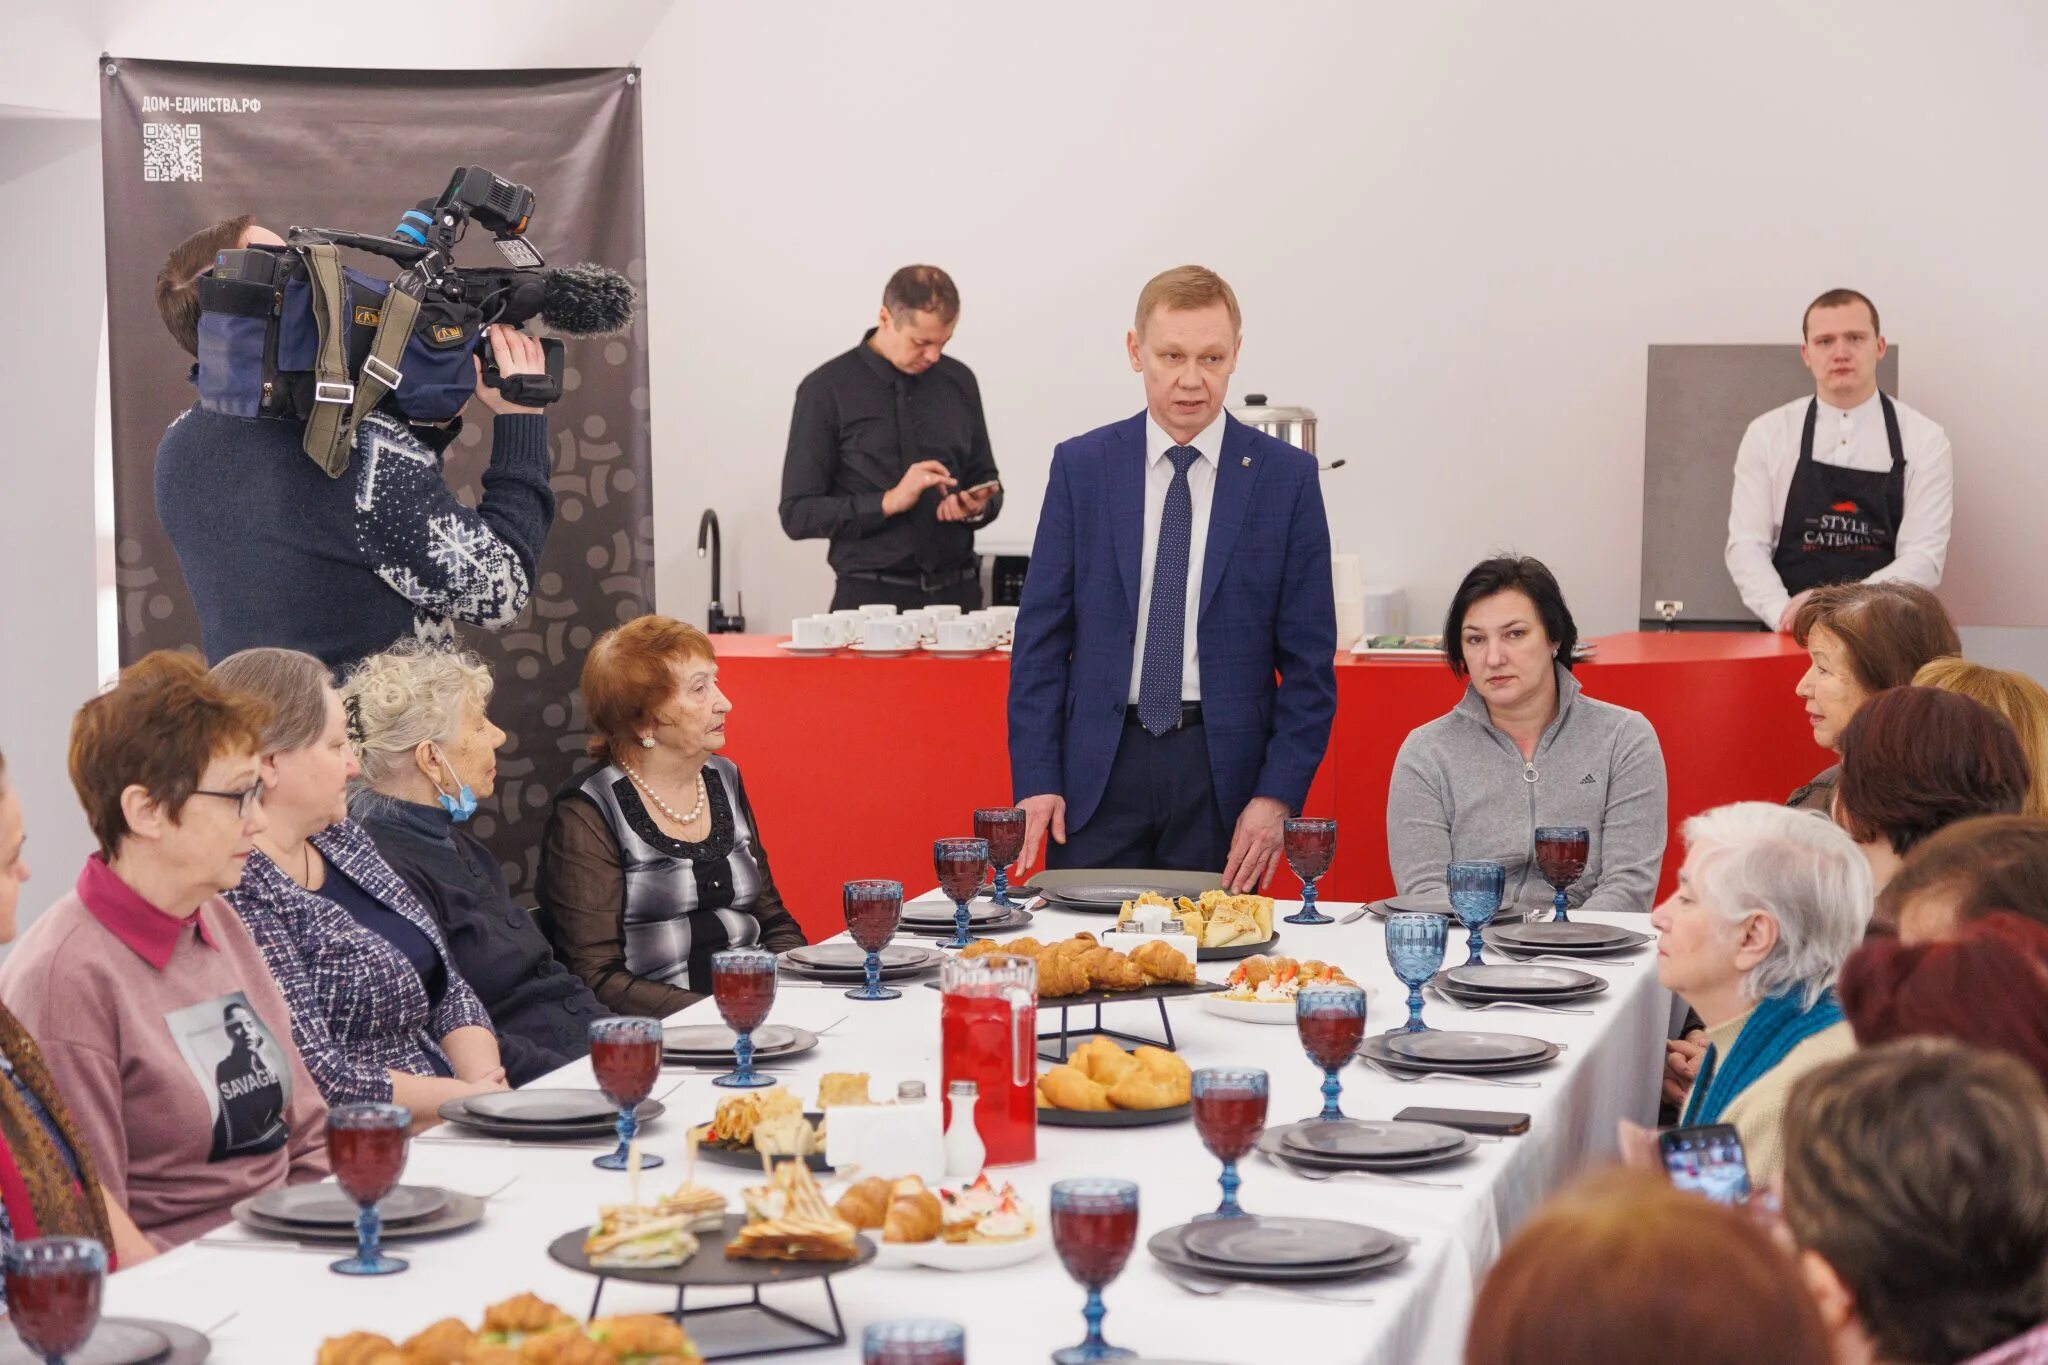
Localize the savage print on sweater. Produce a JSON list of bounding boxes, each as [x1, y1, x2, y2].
[[353, 413, 531, 645]]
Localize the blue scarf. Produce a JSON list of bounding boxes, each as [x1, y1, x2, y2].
[[1680, 987, 1845, 1127]]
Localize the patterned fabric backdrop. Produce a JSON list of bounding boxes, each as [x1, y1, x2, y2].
[[99, 58, 654, 904]]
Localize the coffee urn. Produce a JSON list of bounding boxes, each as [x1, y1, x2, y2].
[[1232, 393, 1316, 454]]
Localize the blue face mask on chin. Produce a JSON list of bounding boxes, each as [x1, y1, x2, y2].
[[432, 750, 478, 822]]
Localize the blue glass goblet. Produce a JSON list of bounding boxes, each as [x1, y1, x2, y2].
[[588, 1017, 665, 1168], [1386, 912, 1448, 1034], [1296, 982, 1367, 1119], [843, 879, 904, 1002], [863, 1319, 966, 1365], [1191, 1067, 1267, 1220], [1049, 1178, 1140, 1364], [1447, 860, 1506, 966], [710, 948, 779, 1089], [1282, 818, 1339, 925], [933, 837, 990, 949], [973, 808, 1028, 910], [326, 1102, 414, 1276], [3, 1236, 107, 1363]]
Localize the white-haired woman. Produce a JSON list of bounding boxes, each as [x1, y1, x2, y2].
[[1650, 801, 1871, 1181], [344, 641, 607, 1086]]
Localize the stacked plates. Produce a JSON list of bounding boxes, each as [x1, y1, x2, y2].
[[1260, 1117, 1475, 1173], [438, 1088, 666, 1139], [1149, 1215, 1410, 1284], [662, 1023, 819, 1066], [0, 1319, 211, 1365], [1484, 922, 1652, 959], [1357, 1029, 1560, 1076], [1431, 963, 1609, 1007], [780, 942, 946, 984], [232, 1183, 485, 1243], [1030, 869, 1220, 915], [1366, 894, 1530, 925], [899, 898, 1035, 937]]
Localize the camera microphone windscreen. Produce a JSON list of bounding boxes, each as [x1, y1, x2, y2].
[[541, 263, 636, 337]]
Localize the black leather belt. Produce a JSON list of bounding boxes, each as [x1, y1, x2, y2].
[[842, 563, 979, 592], [1127, 701, 1203, 730]]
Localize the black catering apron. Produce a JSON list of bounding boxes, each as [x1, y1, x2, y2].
[[1770, 394, 1906, 595]]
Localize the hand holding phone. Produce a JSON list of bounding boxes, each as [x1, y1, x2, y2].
[[1657, 1123, 1751, 1205]]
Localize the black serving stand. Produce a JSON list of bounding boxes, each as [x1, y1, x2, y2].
[[548, 1216, 875, 1361]]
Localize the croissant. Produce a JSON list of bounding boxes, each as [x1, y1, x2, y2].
[[481, 1294, 574, 1336], [1079, 945, 1146, 992], [1108, 1048, 1193, 1110], [1069, 1038, 1139, 1086], [399, 1320, 475, 1365], [883, 1188, 944, 1243], [834, 1176, 892, 1230], [1034, 950, 1089, 998], [1127, 939, 1195, 985], [960, 939, 1008, 960], [318, 1336, 403, 1365], [512, 1329, 613, 1365], [1038, 1063, 1114, 1110]]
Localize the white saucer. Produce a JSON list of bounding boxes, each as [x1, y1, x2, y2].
[[925, 645, 990, 659], [776, 640, 839, 656], [852, 643, 917, 657]]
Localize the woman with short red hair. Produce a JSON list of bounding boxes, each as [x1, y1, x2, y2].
[[1840, 911, 2048, 1091], [538, 616, 807, 1015], [1465, 1168, 1829, 1365], [1834, 685, 2031, 898]]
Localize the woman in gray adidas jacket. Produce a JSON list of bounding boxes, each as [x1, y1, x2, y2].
[[1388, 556, 1668, 916]]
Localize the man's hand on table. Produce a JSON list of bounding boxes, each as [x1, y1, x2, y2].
[[1015, 794, 1066, 876], [1222, 796, 1289, 893]]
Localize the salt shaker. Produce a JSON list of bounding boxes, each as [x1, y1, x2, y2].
[[943, 1078, 986, 1178]]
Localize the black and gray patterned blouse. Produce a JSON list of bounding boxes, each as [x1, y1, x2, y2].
[[226, 819, 493, 1105], [537, 756, 807, 1018]]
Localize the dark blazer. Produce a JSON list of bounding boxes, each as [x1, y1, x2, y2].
[[355, 795, 608, 1087], [1007, 410, 1338, 831]]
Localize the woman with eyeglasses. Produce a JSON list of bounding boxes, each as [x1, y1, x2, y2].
[[212, 648, 507, 1127], [0, 654, 329, 1248]]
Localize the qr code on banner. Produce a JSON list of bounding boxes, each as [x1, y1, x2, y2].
[[142, 122, 203, 182]]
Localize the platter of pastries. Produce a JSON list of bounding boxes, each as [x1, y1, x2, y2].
[[688, 1072, 876, 1170], [1199, 955, 1360, 1024], [1036, 1038, 1192, 1125], [954, 933, 1219, 1005], [1117, 891, 1279, 960], [835, 1172, 1047, 1271], [317, 1292, 700, 1363]]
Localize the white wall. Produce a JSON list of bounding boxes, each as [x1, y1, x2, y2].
[[637, 0, 2048, 641]]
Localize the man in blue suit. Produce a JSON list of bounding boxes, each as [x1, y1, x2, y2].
[[1007, 267, 1336, 891]]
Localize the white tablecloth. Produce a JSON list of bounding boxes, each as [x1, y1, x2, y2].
[[102, 901, 1666, 1364]]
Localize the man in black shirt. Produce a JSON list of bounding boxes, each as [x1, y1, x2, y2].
[[780, 265, 1003, 610]]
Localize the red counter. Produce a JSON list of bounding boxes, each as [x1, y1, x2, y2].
[[714, 632, 1820, 942]]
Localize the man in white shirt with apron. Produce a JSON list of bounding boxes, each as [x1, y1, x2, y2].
[[1724, 289, 1954, 631]]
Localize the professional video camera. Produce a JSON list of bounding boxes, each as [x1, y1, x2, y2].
[[194, 165, 636, 476]]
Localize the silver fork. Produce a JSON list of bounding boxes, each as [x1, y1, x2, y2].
[[1361, 1059, 1541, 1089], [1496, 952, 1639, 968], [813, 1015, 850, 1036], [1428, 988, 1592, 1017], [1262, 1151, 1462, 1190], [1157, 1264, 1377, 1305]]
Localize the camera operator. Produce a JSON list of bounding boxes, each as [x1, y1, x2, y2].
[[152, 217, 558, 671]]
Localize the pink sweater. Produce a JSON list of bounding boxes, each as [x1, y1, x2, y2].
[[0, 861, 329, 1247]]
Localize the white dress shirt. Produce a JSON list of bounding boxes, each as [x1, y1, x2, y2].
[[1724, 391, 1953, 627], [1127, 412, 1223, 704]]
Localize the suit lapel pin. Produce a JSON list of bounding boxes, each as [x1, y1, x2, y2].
[[1240, 456, 1252, 467]]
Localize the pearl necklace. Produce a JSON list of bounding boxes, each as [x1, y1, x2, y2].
[[623, 761, 707, 827]]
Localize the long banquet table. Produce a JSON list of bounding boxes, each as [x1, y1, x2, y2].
[[102, 899, 1667, 1364]]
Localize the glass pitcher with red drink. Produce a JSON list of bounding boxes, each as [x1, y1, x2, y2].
[[939, 950, 1037, 1167]]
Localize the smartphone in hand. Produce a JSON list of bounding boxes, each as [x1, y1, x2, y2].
[[1657, 1123, 1751, 1205]]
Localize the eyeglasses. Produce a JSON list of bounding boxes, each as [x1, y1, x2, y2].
[[191, 779, 265, 819]]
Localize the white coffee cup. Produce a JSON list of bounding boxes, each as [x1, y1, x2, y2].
[[903, 610, 938, 643], [863, 617, 916, 650], [985, 605, 1020, 625], [791, 616, 835, 649], [935, 619, 984, 651], [859, 604, 899, 620], [928, 605, 964, 622]]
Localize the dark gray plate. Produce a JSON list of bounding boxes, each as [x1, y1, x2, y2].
[[1383, 1030, 1554, 1066], [232, 1190, 483, 1243], [1182, 1215, 1400, 1267], [1431, 976, 1609, 1008], [783, 943, 942, 971], [696, 1111, 832, 1173], [1258, 1126, 1477, 1172], [1491, 922, 1644, 949], [1031, 869, 1223, 904], [0, 1319, 187, 1365], [1443, 964, 1602, 994], [548, 1214, 873, 1286], [779, 959, 941, 984], [437, 1097, 664, 1139], [900, 900, 1010, 926], [1037, 1101, 1190, 1128], [1148, 1222, 1411, 1283], [901, 909, 1036, 938], [1358, 1032, 1560, 1075], [246, 1181, 446, 1227], [1197, 930, 1280, 962], [1280, 1118, 1467, 1160], [467, 1088, 619, 1124], [1369, 895, 1531, 925], [663, 1023, 801, 1055]]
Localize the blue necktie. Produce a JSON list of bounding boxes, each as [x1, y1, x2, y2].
[[1138, 445, 1201, 736]]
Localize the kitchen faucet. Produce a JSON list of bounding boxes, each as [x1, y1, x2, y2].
[[697, 509, 745, 633]]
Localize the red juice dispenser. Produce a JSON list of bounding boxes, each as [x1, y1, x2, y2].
[[939, 951, 1038, 1166]]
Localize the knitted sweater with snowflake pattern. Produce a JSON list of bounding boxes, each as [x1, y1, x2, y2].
[[154, 406, 555, 670]]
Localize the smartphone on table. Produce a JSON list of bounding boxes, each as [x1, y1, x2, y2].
[[1657, 1123, 1751, 1205]]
